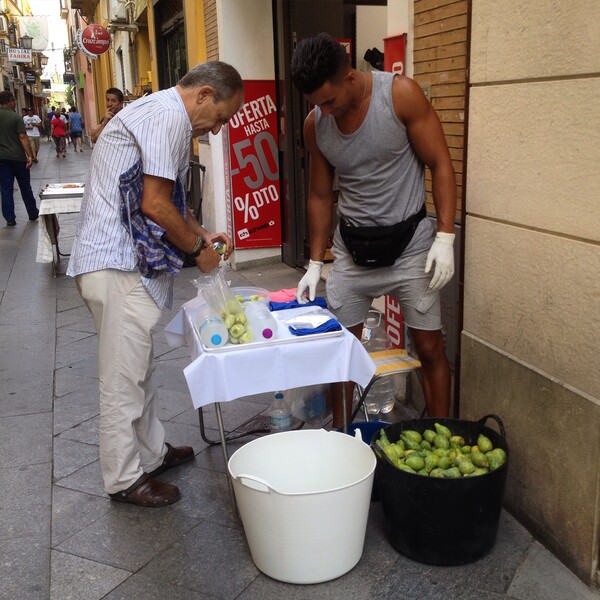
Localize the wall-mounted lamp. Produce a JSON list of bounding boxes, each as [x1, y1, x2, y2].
[[20, 34, 33, 50]]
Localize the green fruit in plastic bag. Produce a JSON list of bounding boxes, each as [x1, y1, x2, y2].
[[442, 467, 461, 478], [402, 430, 423, 444], [433, 448, 449, 457], [434, 422, 452, 438], [405, 454, 425, 472], [471, 451, 489, 468], [461, 445, 472, 454], [433, 434, 450, 450], [394, 439, 405, 452], [429, 468, 444, 478], [477, 434, 493, 453]]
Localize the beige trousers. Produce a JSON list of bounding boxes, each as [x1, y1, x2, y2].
[[76, 270, 167, 494]]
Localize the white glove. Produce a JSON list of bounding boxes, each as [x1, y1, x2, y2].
[[296, 259, 324, 303], [425, 232, 455, 290]]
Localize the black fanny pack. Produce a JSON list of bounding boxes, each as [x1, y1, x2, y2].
[[339, 205, 427, 268]]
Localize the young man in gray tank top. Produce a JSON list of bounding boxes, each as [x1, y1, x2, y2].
[[291, 33, 456, 427]]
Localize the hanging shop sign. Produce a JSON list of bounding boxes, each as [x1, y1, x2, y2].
[[24, 70, 37, 84], [223, 80, 282, 249], [77, 25, 111, 59], [8, 48, 32, 63]]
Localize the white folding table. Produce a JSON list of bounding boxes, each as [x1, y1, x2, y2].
[[165, 295, 377, 505], [36, 182, 84, 276]]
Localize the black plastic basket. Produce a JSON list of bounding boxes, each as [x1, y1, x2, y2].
[[371, 415, 509, 566]]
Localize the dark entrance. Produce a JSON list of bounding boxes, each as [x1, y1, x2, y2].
[[153, 0, 187, 89], [272, 1, 384, 267]]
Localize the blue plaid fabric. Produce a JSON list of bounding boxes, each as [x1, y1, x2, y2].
[[119, 159, 185, 279]]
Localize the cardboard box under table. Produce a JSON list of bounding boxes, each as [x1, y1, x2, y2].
[[164, 296, 377, 504], [36, 182, 84, 275]]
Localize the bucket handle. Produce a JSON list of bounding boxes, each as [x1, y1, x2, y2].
[[235, 473, 278, 494], [477, 414, 506, 440]]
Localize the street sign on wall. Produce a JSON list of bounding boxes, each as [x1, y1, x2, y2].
[[77, 25, 111, 59], [224, 80, 282, 249], [8, 48, 32, 63]]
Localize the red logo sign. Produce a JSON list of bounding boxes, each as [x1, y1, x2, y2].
[[79, 25, 111, 56]]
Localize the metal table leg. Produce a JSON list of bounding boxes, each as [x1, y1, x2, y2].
[[213, 402, 238, 517]]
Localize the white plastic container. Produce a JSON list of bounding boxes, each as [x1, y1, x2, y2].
[[196, 305, 228, 348], [228, 429, 376, 584], [244, 301, 278, 341]]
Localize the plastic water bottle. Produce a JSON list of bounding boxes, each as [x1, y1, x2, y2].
[[245, 301, 278, 341], [197, 305, 228, 348], [361, 309, 395, 414], [269, 391, 292, 431]]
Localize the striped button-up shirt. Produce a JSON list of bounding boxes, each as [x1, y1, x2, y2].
[[67, 87, 192, 309]]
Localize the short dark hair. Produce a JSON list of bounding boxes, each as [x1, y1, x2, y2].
[[106, 87, 124, 102], [291, 32, 350, 95], [0, 91, 16, 105], [178, 61, 243, 102]]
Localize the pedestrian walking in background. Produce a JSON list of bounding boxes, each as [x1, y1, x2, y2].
[[68, 106, 84, 152], [0, 91, 39, 226], [61, 107, 72, 145], [90, 87, 124, 144], [23, 107, 42, 163], [51, 111, 67, 158], [43, 111, 52, 141], [67, 62, 243, 507]]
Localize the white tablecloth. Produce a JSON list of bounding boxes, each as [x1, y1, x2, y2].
[[164, 296, 376, 409], [36, 195, 83, 263]]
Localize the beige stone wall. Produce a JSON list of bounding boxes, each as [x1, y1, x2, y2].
[[462, 0, 600, 584]]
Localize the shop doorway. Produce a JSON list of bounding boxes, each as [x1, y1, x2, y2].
[[272, 0, 387, 267], [153, 0, 187, 89]]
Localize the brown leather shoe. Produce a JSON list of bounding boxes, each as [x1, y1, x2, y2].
[[109, 477, 180, 507], [147, 443, 194, 478]]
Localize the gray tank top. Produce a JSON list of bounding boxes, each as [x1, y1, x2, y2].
[[315, 71, 433, 255]]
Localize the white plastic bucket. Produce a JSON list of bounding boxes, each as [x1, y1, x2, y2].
[[228, 429, 376, 584]]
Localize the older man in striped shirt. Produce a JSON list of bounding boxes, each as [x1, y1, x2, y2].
[[67, 62, 244, 507]]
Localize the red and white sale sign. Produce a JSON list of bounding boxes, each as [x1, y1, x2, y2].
[[225, 81, 282, 249]]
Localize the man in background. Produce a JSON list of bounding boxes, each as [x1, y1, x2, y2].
[[23, 107, 42, 163], [90, 87, 125, 144], [0, 92, 39, 226]]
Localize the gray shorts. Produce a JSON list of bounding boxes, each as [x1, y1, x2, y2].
[[326, 229, 442, 331]]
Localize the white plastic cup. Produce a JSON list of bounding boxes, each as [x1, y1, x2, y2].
[[197, 305, 228, 348], [245, 301, 278, 341]]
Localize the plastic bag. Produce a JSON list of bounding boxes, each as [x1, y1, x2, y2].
[[191, 267, 254, 344], [290, 384, 331, 428]]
